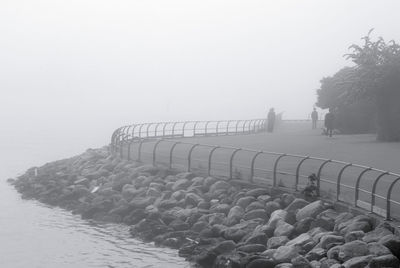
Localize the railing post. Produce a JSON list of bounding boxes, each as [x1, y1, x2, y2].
[[273, 154, 287, 187], [250, 151, 263, 183], [208, 146, 220, 176], [169, 142, 181, 169], [193, 121, 200, 136], [295, 156, 310, 191], [371, 172, 389, 213], [235, 120, 241, 134], [162, 122, 168, 136], [205, 121, 211, 136], [316, 159, 332, 197], [386, 176, 400, 220], [138, 124, 145, 138], [216, 121, 222, 135], [229, 148, 242, 179], [242, 120, 247, 133], [137, 139, 145, 162], [127, 140, 134, 161], [152, 140, 164, 166], [146, 123, 153, 137], [188, 144, 200, 172], [172, 122, 179, 137], [336, 163, 352, 201], [354, 168, 372, 207], [226, 120, 233, 135], [182, 121, 190, 137]]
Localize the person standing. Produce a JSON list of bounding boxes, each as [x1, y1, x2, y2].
[[267, 108, 276, 132], [324, 108, 335, 137], [311, 108, 318, 129]]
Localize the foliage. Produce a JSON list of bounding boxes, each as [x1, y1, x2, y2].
[[316, 30, 400, 140]]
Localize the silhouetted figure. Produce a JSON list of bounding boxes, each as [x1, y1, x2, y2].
[[267, 108, 276, 132], [324, 109, 335, 137], [311, 108, 318, 129]]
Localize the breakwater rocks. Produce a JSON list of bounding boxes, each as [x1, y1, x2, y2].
[[10, 147, 400, 268]]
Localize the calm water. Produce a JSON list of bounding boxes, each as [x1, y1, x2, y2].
[[0, 127, 188, 268]]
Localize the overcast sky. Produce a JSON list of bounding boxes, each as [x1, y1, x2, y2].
[[1, 0, 400, 144]]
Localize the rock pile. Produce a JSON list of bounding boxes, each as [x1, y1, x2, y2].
[[10, 147, 400, 268]]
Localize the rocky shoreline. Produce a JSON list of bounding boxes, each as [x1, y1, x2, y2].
[[9, 147, 400, 268]]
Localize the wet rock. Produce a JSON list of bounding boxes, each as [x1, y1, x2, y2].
[[335, 215, 373, 235], [296, 201, 325, 221], [267, 236, 289, 249], [236, 196, 256, 209], [275, 264, 293, 268], [184, 192, 203, 207], [210, 203, 231, 215], [191, 221, 209, 233], [129, 196, 155, 209], [294, 217, 314, 234], [194, 250, 217, 267], [172, 179, 191, 191], [267, 209, 288, 230], [169, 219, 190, 231], [287, 233, 313, 248]]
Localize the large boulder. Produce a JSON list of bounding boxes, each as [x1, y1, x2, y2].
[[368, 254, 400, 268], [225, 206, 245, 226], [291, 255, 312, 268], [342, 255, 374, 268], [319, 234, 344, 250], [236, 196, 256, 209], [267, 210, 288, 230], [296, 201, 325, 221], [237, 244, 267, 253], [368, 242, 392, 256], [213, 240, 236, 254], [244, 209, 269, 221], [265, 201, 281, 216], [246, 188, 270, 197], [338, 240, 369, 262], [209, 180, 231, 193], [285, 198, 309, 213], [172, 179, 191, 191]]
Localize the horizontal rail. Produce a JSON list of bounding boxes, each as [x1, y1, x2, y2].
[[111, 119, 400, 221]]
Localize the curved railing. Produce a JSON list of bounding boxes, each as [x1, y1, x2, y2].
[[111, 119, 267, 153], [110, 119, 400, 221]]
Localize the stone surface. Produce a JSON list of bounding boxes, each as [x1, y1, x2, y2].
[[296, 201, 325, 221]]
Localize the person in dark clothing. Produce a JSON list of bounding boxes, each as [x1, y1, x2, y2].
[[311, 108, 318, 129], [324, 109, 335, 137], [267, 108, 276, 132]]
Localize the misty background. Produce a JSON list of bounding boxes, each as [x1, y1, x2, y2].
[[1, 0, 400, 174]]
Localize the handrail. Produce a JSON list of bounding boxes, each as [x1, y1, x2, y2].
[[110, 119, 400, 221]]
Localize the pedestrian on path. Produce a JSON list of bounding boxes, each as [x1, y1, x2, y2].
[[267, 108, 276, 133], [311, 108, 318, 129], [324, 108, 335, 137]]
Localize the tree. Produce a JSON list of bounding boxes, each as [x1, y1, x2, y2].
[[316, 67, 376, 134], [316, 31, 400, 140], [345, 30, 400, 141]]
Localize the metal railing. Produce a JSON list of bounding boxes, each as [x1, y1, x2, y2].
[[110, 119, 400, 221]]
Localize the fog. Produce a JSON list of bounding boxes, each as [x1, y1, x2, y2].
[[1, 0, 400, 151]]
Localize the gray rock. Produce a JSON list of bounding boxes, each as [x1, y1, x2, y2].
[[368, 242, 392, 256], [226, 205, 245, 226], [209, 180, 230, 193], [267, 209, 288, 230], [275, 264, 293, 268], [296, 201, 325, 221], [246, 258, 275, 268], [338, 240, 369, 262], [244, 209, 269, 221], [280, 193, 296, 208], [246, 201, 266, 212], [368, 254, 400, 268], [213, 240, 236, 254], [274, 220, 294, 237], [191, 221, 209, 232], [265, 201, 282, 216], [285, 198, 309, 213], [245, 232, 269, 245], [287, 233, 313, 248], [268, 236, 289, 249], [363, 227, 393, 243], [237, 243, 267, 253], [273, 245, 300, 263], [378, 234, 400, 259], [319, 234, 344, 250], [344, 231, 365, 243], [291, 255, 312, 268], [342, 255, 374, 268], [246, 188, 270, 197], [305, 247, 326, 261], [236, 196, 256, 208]]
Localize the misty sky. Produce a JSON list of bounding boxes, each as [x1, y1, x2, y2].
[[1, 0, 400, 145]]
